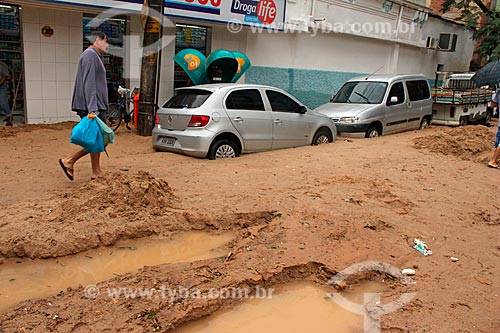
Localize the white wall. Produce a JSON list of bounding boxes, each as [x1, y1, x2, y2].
[[418, 15, 474, 74], [246, 29, 392, 74], [247, 0, 473, 77], [22, 6, 82, 124]]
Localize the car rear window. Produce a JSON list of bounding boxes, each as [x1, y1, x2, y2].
[[163, 89, 212, 109]]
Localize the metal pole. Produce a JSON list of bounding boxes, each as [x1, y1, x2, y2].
[[137, 0, 164, 136]]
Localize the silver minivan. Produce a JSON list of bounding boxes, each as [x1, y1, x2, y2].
[[315, 74, 433, 137]]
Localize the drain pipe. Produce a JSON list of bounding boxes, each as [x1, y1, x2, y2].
[[394, 3, 404, 40], [390, 4, 404, 73]]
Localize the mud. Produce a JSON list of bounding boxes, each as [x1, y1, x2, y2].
[[413, 124, 495, 162]]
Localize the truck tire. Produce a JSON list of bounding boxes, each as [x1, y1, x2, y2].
[[459, 116, 468, 126], [481, 111, 492, 125]]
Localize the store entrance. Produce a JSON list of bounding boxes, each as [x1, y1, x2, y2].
[[0, 3, 24, 126], [174, 24, 211, 89], [83, 14, 126, 104]]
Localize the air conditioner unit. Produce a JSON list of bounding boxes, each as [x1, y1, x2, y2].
[[438, 33, 458, 52], [425, 36, 437, 49]]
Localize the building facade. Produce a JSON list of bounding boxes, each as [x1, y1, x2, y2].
[[0, 0, 474, 124]]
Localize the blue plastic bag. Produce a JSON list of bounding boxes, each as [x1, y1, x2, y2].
[[70, 115, 104, 153]]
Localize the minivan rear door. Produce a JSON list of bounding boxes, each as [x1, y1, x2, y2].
[[224, 88, 273, 151], [384, 81, 409, 133], [405, 80, 431, 129]]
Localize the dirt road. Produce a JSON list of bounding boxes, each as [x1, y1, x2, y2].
[[0, 123, 499, 332]]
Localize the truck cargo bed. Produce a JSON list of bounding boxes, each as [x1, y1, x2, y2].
[[432, 88, 493, 105]]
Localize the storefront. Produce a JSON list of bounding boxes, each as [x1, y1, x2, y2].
[[0, 0, 286, 125]]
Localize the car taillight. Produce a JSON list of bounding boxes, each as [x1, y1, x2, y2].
[[188, 115, 210, 127], [155, 114, 160, 125]]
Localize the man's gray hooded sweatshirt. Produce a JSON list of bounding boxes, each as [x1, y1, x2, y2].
[[71, 47, 108, 114]]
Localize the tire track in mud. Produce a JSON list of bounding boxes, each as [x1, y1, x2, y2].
[[287, 175, 417, 216]]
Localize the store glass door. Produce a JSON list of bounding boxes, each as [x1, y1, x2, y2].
[[174, 24, 211, 89], [0, 3, 24, 126]]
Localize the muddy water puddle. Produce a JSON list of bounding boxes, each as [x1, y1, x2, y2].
[[0, 231, 233, 313], [174, 281, 383, 333]]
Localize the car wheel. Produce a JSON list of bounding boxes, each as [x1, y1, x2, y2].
[[419, 117, 429, 130], [312, 128, 332, 145], [459, 116, 468, 126], [208, 139, 239, 160], [365, 126, 381, 138]]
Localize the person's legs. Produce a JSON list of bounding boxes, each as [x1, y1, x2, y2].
[[90, 152, 102, 179], [60, 147, 88, 178], [488, 146, 500, 168], [488, 127, 500, 168]]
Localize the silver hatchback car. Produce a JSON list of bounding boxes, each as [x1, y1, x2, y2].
[[152, 84, 337, 159]]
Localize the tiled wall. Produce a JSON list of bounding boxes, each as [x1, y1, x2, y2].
[[246, 66, 364, 109], [22, 6, 82, 124]]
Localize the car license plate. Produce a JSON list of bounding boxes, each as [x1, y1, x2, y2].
[[161, 137, 175, 146]]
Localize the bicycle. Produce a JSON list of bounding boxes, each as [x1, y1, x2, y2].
[[106, 86, 138, 132]]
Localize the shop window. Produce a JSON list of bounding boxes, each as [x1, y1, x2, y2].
[[0, 3, 24, 125], [83, 14, 126, 104], [174, 24, 211, 89]]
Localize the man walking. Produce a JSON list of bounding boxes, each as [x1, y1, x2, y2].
[[59, 31, 109, 180]]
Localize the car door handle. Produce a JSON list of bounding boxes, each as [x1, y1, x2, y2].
[[273, 119, 282, 124], [234, 117, 243, 123]]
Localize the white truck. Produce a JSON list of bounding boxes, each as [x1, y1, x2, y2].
[[431, 72, 494, 126]]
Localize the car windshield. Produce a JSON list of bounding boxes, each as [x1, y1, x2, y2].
[[332, 81, 388, 104], [163, 89, 212, 109]]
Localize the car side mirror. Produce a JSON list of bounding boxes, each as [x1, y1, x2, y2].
[[330, 94, 336, 102], [299, 106, 307, 114], [387, 96, 398, 105]]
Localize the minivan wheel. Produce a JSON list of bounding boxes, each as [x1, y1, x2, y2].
[[208, 139, 239, 160], [459, 116, 468, 126], [365, 126, 381, 138], [312, 128, 332, 145], [419, 118, 429, 130]]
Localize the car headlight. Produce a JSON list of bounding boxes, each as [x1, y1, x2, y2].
[[339, 117, 358, 123]]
